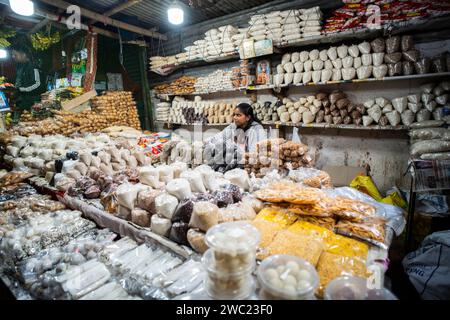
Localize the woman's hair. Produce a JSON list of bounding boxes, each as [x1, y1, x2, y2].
[[11, 37, 34, 60], [236, 103, 261, 124]]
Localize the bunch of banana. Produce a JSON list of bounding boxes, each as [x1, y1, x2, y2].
[[31, 31, 61, 51], [0, 28, 16, 48], [4, 112, 12, 126], [0, 38, 11, 48]]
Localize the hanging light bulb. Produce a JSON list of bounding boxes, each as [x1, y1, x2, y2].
[[0, 49, 7, 59], [168, 0, 184, 25], [9, 0, 34, 16]]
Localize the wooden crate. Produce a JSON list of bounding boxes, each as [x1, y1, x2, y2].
[[61, 90, 97, 112]]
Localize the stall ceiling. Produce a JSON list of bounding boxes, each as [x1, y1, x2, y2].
[[53, 0, 279, 32]]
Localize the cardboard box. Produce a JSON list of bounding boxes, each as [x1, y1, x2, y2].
[[323, 165, 367, 187]]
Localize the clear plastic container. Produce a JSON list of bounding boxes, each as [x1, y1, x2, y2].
[[202, 249, 255, 300], [205, 221, 260, 272], [257, 254, 319, 300], [365, 288, 397, 300], [324, 276, 369, 300], [205, 221, 260, 253]]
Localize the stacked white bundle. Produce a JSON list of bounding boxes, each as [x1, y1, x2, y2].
[[149, 55, 181, 71], [149, 56, 168, 70], [168, 97, 186, 124], [247, 6, 322, 46], [219, 25, 239, 55], [203, 25, 239, 60], [156, 102, 170, 122], [176, 52, 189, 64], [232, 28, 250, 50], [279, 10, 302, 44], [264, 11, 283, 45], [248, 14, 268, 42], [204, 28, 222, 58], [194, 70, 234, 93], [299, 6, 323, 38], [184, 45, 202, 60]]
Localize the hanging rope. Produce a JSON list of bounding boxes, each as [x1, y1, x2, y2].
[[117, 27, 124, 68]]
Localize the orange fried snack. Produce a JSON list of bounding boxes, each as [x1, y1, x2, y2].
[[335, 219, 386, 244], [296, 215, 336, 231], [332, 197, 378, 222]]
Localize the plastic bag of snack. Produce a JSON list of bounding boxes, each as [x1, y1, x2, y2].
[[288, 167, 333, 189], [316, 252, 368, 298], [260, 230, 323, 266], [169, 222, 190, 246], [189, 201, 219, 232], [335, 218, 387, 249], [255, 206, 298, 227], [187, 229, 208, 253]]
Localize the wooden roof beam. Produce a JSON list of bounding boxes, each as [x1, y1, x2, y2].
[[103, 0, 142, 17], [37, 0, 167, 40]]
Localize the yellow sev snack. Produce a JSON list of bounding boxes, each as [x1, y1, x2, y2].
[[288, 221, 334, 243], [260, 230, 324, 266], [254, 206, 298, 228], [324, 233, 369, 260], [316, 252, 369, 298], [288, 221, 368, 260], [251, 219, 285, 248]]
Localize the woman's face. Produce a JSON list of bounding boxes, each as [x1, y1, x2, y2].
[[12, 50, 27, 63], [233, 107, 250, 128]]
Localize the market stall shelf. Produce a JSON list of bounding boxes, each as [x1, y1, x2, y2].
[[155, 72, 450, 98], [279, 16, 450, 49], [150, 15, 450, 75], [155, 120, 408, 131]]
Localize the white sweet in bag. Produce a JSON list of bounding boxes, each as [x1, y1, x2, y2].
[[294, 61, 304, 73], [327, 47, 338, 61], [337, 45, 348, 59], [304, 60, 313, 72]]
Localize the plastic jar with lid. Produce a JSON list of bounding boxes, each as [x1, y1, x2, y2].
[[325, 276, 398, 300], [205, 221, 260, 273], [202, 249, 255, 300], [324, 276, 368, 300], [257, 254, 319, 300]]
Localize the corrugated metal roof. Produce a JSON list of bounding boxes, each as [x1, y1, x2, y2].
[[68, 0, 279, 31]]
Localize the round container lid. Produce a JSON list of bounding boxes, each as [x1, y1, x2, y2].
[[205, 221, 260, 254], [324, 276, 368, 300], [257, 254, 319, 300]]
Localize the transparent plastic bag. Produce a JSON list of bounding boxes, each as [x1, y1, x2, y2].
[[415, 58, 431, 74], [288, 167, 333, 189], [386, 36, 400, 54], [166, 265, 205, 296], [316, 252, 368, 298], [411, 140, 450, 157], [324, 187, 406, 237], [189, 201, 219, 232], [335, 219, 387, 249], [410, 120, 445, 129], [410, 128, 450, 140]]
